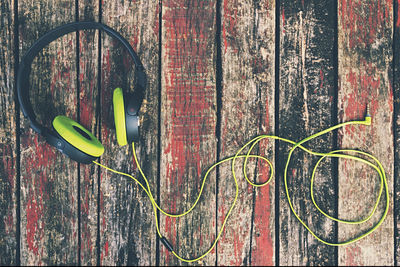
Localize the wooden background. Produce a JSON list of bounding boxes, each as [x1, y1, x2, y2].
[[0, 0, 398, 265]]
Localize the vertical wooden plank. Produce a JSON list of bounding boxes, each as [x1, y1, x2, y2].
[[99, 1, 159, 265], [218, 0, 275, 265], [77, 0, 99, 265], [395, 0, 400, 264], [18, 0, 78, 265], [160, 0, 217, 265], [338, 0, 394, 265], [278, 0, 337, 265], [0, 0, 17, 265]]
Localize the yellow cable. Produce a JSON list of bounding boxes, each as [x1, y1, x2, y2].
[[93, 114, 389, 263]]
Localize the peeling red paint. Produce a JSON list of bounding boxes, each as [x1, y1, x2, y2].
[[162, 1, 216, 264], [5, 212, 13, 234], [217, 202, 227, 253], [153, 3, 160, 38], [340, 0, 392, 49], [2, 144, 15, 187], [231, 231, 244, 266], [343, 69, 380, 125], [397, 0, 400, 27], [339, 1, 393, 265], [218, 0, 275, 264], [388, 85, 394, 112], [20, 28, 78, 264], [223, 0, 239, 54], [104, 240, 109, 256], [26, 193, 42, 255], [251, 139, 273, 266], [345, 246, 363, 266], [319, 69, 324, 90], [79, 29, 99, 264]]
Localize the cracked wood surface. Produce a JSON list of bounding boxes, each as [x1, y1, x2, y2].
[[279, 1, 337, 265], [0, 0, 398, 265], [338, 0, 394, 265]]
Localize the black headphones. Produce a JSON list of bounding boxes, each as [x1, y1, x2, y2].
[[17, 22, 147, 164]]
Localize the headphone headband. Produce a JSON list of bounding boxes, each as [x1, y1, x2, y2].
[[17, 21, 147, 134]]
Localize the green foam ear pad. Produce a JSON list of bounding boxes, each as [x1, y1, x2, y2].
[[53, 115, 104, 157], [113, 88, 128, 146]]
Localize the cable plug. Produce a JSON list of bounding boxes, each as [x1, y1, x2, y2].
[[364, 105, 371, 126]]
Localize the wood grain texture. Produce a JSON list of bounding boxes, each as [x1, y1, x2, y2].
[[218, 0, 275, 265], [395, 0, 400, 264], [278, 0, 337, 265], [18, 0, 78, 265], [77, 0, 99, 265], [160, 0, 217, 265], [0, 0, 16, 265], [99, 1, 159, 265], [338, 0, 394, 265], [2, 0, 399, 265]]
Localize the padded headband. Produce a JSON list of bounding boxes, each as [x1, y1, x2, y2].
[[17, 21, 147, 134]]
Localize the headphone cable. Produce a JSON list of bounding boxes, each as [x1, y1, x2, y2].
[[93, 112, 389, 263]]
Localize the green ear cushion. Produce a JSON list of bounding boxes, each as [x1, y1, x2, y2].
[[113, 88, 128, 146], [53, 116, 104, 157]]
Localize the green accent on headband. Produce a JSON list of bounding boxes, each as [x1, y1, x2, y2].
[[113, 88, 128, 146], [53, 115, 104, 157]]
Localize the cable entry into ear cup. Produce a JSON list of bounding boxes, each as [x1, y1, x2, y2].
[[52, 115, 104, 158], [113, 88, 128, 146]]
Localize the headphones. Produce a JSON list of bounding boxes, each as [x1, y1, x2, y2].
[[17, 22, 147, 164]]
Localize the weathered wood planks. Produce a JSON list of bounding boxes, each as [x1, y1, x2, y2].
[[0, 0, 398, 265], [395, 0, 400, 265], [278, 1, 337, 265], [0, 0, 17, 265], [77, 0, 99, 265], [99, 0, 159, 265], [218, 0, 275, 265], [18, 0, 78, 265], [160, 0, 218, 265], [338, 0, 394, 265]]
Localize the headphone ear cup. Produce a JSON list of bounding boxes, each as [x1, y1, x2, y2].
[[52, 115, 104, 157], [113, 88, 128, 146], [124, 93, 140, 143]]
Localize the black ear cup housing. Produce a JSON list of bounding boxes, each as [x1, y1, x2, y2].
[[43, 128, 99, 164], [53, 133, 100, 164], [124, 92, 141, 143]]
